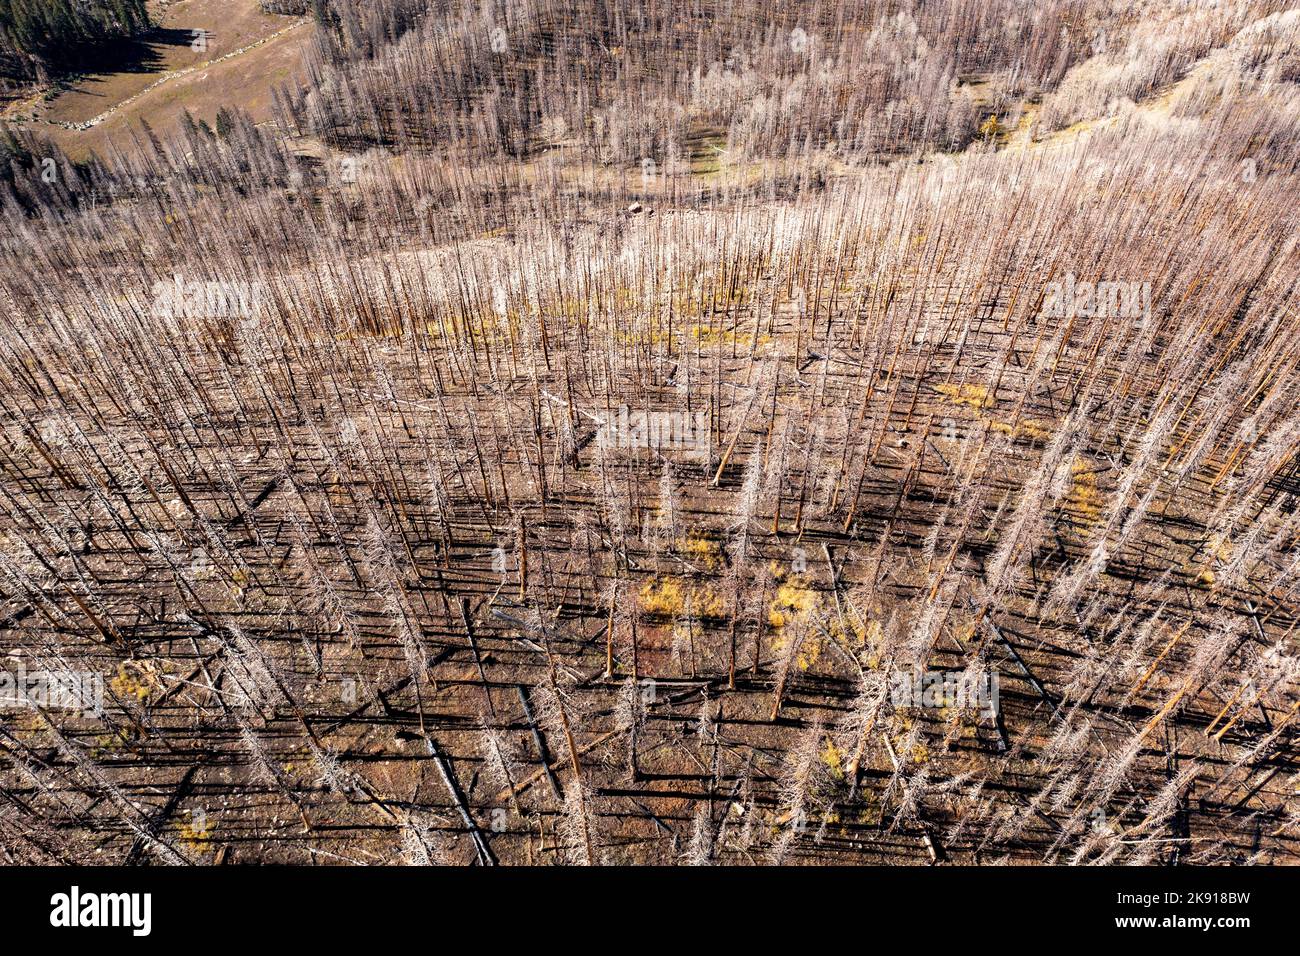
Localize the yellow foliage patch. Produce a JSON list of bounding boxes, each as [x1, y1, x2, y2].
[[1067, 460, 1103, 527], [688, 584, 725, 618], [110, 660, 163, 704], [177, 817, 214, 852], [678, 533, 722, 570], [639, 577, 685, 616], [768, 578, 818, 629], [936, 382, 995, 409], [989, 417, 1051, 441], [797, 633, 823, 670], [821, 739, 845, 780], [639, 577, 725, 618], [829, 612, 873, 650]]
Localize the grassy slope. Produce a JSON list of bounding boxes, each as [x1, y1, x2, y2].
[[5, 0, 310, 159]]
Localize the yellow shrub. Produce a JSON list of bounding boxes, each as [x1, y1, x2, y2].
[[936, 382, 995, 409], [678, 533, 722, 570], [1067, 460, 1103, 527], [639, 577, 686, 616], [639, 577, 725, 618], [821, 739, 845, 780]]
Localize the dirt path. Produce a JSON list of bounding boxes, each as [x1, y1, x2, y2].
[[0, 89, 46, 123], [45, 18, 309, 132]]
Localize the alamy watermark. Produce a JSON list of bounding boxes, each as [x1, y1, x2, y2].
[[595, 404, 709, 460], [50, 886, 151, 936], [0, 663, 104, 717], [1040, 272, 1150, 322], [889, 668, 999, 719], [150, 275, 265, 320]]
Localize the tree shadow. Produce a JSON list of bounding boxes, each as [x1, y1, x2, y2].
[[59, 27, 200, 82]]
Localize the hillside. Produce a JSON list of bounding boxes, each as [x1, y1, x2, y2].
[[0, 0, 1298, 868]]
